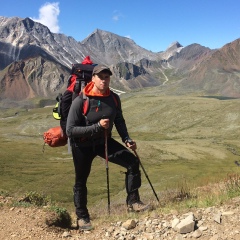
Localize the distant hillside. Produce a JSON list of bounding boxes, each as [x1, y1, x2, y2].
[[173, 39, 240, 97]]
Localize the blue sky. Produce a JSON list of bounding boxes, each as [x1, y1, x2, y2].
[[1, 0, 240, 52]]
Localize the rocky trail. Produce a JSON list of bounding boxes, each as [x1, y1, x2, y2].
[[0, 195, 240, 240]]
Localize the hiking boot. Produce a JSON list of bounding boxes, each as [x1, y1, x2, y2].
[[77, 217, 93, 231], [127, 201, 149, 212]]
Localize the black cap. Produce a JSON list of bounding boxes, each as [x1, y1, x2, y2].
[[92, 65, 112, 75]]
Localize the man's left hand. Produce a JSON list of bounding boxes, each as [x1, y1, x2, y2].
[[125, 140, 137, 151]]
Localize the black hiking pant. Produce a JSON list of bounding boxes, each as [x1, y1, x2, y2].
[[71, 137, 141, 219]]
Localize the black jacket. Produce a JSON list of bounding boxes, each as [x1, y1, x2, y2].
[[66, 91, 130, 145]]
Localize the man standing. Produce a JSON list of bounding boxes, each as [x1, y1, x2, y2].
[[66, 65, 149, 230]]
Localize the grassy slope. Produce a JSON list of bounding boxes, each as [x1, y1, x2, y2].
[[1, 89, 240, 214]]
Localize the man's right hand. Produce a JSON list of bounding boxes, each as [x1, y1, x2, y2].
[[99, 118, 109, 129]]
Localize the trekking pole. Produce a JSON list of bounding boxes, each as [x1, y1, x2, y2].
[[104, 129, 111, 214], [133, 150, 159, 202]]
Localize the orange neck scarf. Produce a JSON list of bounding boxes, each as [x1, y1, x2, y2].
[[83, 81, 110, 97]]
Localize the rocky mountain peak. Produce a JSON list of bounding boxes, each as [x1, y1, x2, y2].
[[81, 28, 158, 65], [21, 17, 36, 31], [0, 16, 52, 48], [159, 41, 184, 60], [167, 41, 183, 51], [82, 28, 135, 45]]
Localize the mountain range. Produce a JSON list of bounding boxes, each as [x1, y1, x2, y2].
[[0, 16, 240, 103]]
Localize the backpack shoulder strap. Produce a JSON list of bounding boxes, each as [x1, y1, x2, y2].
[[72, 78, 80, 101], [110, 90, 119, 108], [79, 92, 89, 115]]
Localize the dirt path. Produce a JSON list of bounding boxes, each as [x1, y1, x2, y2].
[[0, 196, 240, 240]]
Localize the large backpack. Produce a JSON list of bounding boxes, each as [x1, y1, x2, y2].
[[43, 56, 95, 149], [52, 56, 95, 134], [43, 56, 118, 149]]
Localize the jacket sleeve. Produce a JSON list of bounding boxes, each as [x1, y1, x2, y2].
[[113, 94, 131, 142], [66, 96, 104, 138]]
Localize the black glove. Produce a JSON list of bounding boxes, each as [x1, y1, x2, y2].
[[124, 137, 134, 145]]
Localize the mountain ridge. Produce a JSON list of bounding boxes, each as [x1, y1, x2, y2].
[[0, 16, 240, 102]]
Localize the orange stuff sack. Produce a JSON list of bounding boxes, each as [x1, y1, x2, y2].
[[43, 126, 67, 147]]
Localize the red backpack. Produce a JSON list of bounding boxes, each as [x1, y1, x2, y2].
[[43, 126, 68, 148]]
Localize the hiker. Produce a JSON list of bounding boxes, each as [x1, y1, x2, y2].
[[66, 65, 149, 230]]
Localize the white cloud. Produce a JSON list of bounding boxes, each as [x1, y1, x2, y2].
[[32, 2, 60, 33], [125, 35, 131, 39], [112, 10, 123, 22]]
